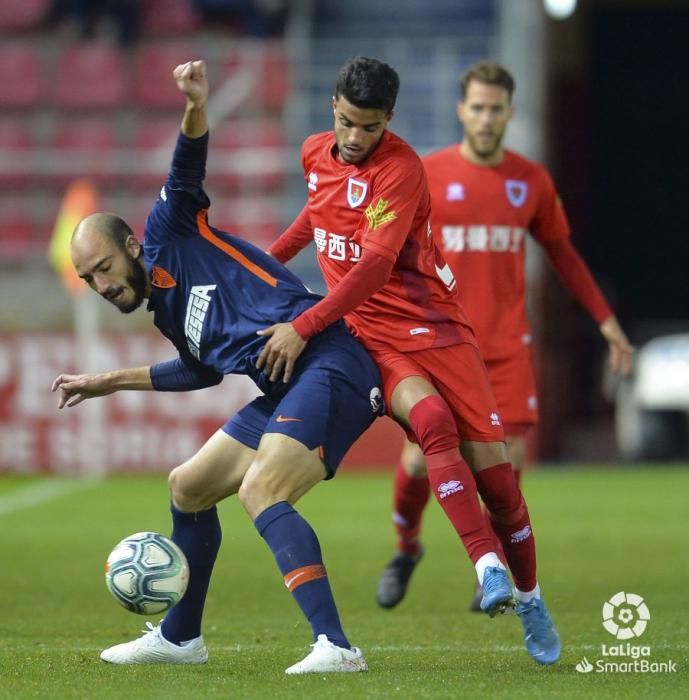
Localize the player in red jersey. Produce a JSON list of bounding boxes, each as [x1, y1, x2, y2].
[[259, 56, 560, 665], [376, 59, 633, 612]]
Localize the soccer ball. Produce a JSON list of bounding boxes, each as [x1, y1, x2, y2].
[[105, 532, 189, 615]]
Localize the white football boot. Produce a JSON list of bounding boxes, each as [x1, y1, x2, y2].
[[285, 634, 368, 675], [100, 622, 208, 664]]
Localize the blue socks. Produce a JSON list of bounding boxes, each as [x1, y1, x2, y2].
[[162, 503, 222, 644], [254, 501, 350, 649]]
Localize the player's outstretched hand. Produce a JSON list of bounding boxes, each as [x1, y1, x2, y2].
[[51, 373, 115, 409], [255, 323, 307, 383], [600, 316, 634, 376], [173, 60, 208, 106]]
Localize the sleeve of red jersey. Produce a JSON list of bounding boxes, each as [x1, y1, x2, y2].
[[543, 237, 613, 323], [267, 139, 315, 263], [268, 205, 312, 263], [530, 168, 571, 244], [355, 154, 427, 262], [291, 248, 394, 339]]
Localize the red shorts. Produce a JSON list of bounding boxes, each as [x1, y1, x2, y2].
[[484, 343, 538, 433], [370, 342, 505, 443]]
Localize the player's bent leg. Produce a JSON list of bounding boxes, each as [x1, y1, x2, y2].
[[467, 444, 535, 592], [101, 432, 255, 665], [169, 429, 255, 512], [377, 440, 428, 609], [390, 378, 511, 614], [505, 434, 527, 475], [468, 434, 527, 612], [237, 432, 326, 518], [464, 441, 560, 662], [238, 433, 366, 674], [402, 439, 427, 478]]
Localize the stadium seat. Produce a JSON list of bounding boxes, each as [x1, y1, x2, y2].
[[256, 44, 290, 110], [0, 0, 48, 33], [215, 43, 289, 112], [0, 46, 42, 109], [52, 44, 127, 109], [52, 120, 119, 186], [0, 195, 34, 260], [207, 118, 285, 191], [139, 0, 202, 35], [208, 196, 280, 250], [132, 43, 197, 109], [0, 119, 34, 188], [131, 117, 181, 189], [123, 196, 157, 238]]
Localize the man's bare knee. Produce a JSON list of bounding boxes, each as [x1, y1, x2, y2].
[[169, 464, 225, 512], [237, 464, 276, 518], [402, 441, 427, 478]]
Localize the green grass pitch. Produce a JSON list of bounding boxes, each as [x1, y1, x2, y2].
[[0, 466, 687, 699]]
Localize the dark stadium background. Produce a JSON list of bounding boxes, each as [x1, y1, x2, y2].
[[0, 0, 687, 470]]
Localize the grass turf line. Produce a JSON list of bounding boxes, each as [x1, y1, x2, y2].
[[0, 466, 686, 698]]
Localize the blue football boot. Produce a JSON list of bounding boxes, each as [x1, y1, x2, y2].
[[480, 566, 514, 616], [516, 597, 561, 665]]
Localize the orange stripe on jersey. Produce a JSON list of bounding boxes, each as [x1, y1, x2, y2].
[[283, 564, 327, 592], [196, 210, 278, 288]]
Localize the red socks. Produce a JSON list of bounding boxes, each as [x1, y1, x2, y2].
[[392, 464, 430, 558], [408, 396, 494, 564], [481, 468, 522, 564], [474, 463, 537, 591]]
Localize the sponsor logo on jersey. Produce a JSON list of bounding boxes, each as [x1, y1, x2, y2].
[[490, 411, 501, 426], [506, 179, 528, 207], [159, 186, 167, 201], [410, 327, 430, 335], [185, 284, 216, 359], [151, 265, 176, 289], [510, 525, 532, 543], [438, 480, 464, 498], [313, 228, 361, 262], [308, 171, 319, 191], [446, 182, 465, 201], [347, 177, 368, 207], [365, 197, 397, 229], [440, 225, 526, 253]]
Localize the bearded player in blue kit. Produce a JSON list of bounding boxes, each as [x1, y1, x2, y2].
[[51, 60, 382, 675]]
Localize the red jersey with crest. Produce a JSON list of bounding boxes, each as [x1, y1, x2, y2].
[[423, 146, 570, 361], [300, 130, 476, 352]]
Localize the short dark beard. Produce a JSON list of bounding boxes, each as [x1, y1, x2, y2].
[[118, 256, 147, 314]]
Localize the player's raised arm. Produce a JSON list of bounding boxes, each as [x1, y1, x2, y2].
[[156, 60, 212, 217], [174, 60, 209, 139]]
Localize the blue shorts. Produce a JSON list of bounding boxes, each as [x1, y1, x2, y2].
[[223, 324, 383, 478]]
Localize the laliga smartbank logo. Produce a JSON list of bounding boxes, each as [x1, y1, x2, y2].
[[574, 591, 677, 674], [602, 590, 650, 639]]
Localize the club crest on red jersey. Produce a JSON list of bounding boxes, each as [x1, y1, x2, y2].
[[347, 178, 368, 208], [506, 179, 528, 207], [446, 182, 465, 201]]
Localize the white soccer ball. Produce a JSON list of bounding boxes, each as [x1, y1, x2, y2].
[[105, 532, 189, 615]]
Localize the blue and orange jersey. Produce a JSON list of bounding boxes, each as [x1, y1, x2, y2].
[[144, 131, 323, 390]]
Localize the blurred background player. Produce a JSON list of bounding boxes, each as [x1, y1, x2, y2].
[[376, 59, 634, 612], [52, 60, 382, 674], [264, 56, 560, 665]]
